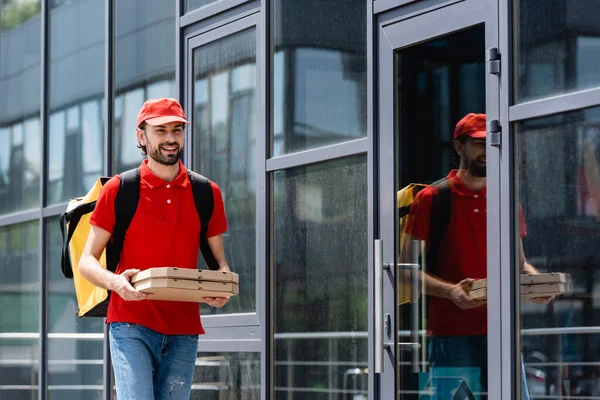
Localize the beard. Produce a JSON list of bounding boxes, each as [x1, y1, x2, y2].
[[468, 158, 486, 177], [148, 142, 183, 166]]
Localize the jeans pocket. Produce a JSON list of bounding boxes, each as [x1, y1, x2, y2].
[[186, 334, 199, 342]]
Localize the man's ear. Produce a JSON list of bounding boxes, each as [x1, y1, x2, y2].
[[136, 129, 147, 146], [453, 139, 463, 155]]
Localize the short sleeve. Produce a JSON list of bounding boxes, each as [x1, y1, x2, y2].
[[89, 176, 120, 234], [404, 186, 436, 241], [206, 181, 228, 238], [518, 203, 527, 238]]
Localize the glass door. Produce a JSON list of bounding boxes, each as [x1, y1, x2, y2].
[[376, 1, 498, 398]]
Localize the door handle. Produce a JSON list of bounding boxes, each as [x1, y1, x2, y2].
[[374, 239, 384, 374]]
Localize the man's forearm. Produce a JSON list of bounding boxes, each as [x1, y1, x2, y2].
[[422, 272, 454, 299], [79, 255, 117, 291]]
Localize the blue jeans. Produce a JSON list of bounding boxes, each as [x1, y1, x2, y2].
[[428, 336, 531, 400], [109, 322, 199, 400]]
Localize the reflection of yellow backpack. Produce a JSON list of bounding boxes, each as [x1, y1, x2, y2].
[[396, 179, 452, 304]]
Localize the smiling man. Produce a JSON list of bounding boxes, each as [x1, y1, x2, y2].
[[78, 98, 231, 400]]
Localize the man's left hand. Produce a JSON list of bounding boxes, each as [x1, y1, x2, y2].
[[203, 296, 230, 307]]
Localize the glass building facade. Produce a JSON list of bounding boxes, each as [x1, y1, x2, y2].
[[0, 0, 599, 399]]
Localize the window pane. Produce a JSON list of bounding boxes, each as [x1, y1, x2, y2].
[[48, 0, 105, 204], [0, 0, 41, 214], [515, 0, 600, 102], [0, 221, 40, 398], [273, 156, 368, 399], [192, 28, 257, 316], [113, 0, 176, 173], [272, 0, 367, 155], [46, 217, 104, 398], [516, 107, 600, 397], [192, 352, 260, 399], [184, 0, 220, 14]]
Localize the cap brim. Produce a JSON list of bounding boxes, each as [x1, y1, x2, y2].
[[467, 130, 487, 138], [145, 116, 190, 126]]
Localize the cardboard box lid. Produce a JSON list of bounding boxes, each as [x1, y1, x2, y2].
[[133, 278, 238, 303], [469, 282, 566, 300], [468, 272, 567, 292], [131, 267, 239, 285], [520, 273, 567, 285]]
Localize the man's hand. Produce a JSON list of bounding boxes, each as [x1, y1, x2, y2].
[[110, 269, 147, 301], [203, 265, 231, 307], [448, 278, 486, 309], [203, 297, 230, 307]]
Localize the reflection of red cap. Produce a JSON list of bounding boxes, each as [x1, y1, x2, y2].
[[453, 113, 487, 140], [136, 98, 190, 128]]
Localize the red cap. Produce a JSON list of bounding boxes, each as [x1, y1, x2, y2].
[[136, 98, 190, 128], [453, 113, 487, 140]]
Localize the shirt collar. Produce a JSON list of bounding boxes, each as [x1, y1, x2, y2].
[[446, 169, 486, 197], [139, 159, 190, 189]]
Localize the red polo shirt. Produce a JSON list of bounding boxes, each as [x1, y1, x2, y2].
[[90, 160, 227, 335], [405, 170, 526, 336]]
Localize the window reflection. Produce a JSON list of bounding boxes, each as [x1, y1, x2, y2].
[[517, 107, 600, 397], [192, 28, 257, 316], [273, 156, 368, 399], [191, 352, 260, 399], [515, 0, 600, 102], [0, 221, 40, 396], [0, 0, 41, 214], [45, 217, 105, 395], [47, 0, 105, 205], [272, 0, 367, 155], [113, 0, 176, 173], [184, 0, 220, 13]]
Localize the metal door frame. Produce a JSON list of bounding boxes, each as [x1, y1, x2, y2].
[[374, 0, 504, 398]]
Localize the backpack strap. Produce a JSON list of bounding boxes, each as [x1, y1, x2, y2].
[[426, 178, 452, 276], [187, 170, 219, 270], [108, 168, 141, 273]]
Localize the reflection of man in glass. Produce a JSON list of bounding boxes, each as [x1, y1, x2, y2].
[[404, 113, 552, 399]]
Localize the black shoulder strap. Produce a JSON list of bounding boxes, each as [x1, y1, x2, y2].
[[108, 168, 140, 273], [426, 178, 452, 276], [187, 170, 219, 270]]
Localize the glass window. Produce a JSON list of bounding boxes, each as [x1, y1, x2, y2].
[[273, 156, 368, 399], [272, 0, 367, 155], [45, 217, 104, 398], [0, 0, 41, 214], [192, 28, 257, 316], [516, 107, 600, 398], [0, 221, 40, 398], [192, 352, 260, 399], [48, 0, 105, 204], [113, 0, 176, 174], [515, 0, 600, 102], [184, 0, 220, 13]]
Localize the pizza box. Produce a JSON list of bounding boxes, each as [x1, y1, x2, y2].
[[133, 278, 239, 302], [131, 267, 239, 285], [468, 273, 567, 292], [468, 282, 566, 301], [520, 273, 567, 285]]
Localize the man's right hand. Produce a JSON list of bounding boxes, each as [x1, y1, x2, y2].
[[110, 269, 147, 301], [448, 278, 486, 309]]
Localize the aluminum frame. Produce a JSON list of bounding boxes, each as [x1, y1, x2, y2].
[[377, 1, 500, 397], [180, 0, 254, 27]]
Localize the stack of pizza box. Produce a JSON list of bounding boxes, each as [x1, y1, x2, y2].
[[130, 267, 239, 302], [468, 272, 567, 301]]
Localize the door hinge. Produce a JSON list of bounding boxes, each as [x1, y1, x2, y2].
[[488, 47, 501, 75], [488, 119, 501, 147]]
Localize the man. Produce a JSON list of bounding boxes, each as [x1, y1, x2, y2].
[[404, 113, 552, 399], [79, 98, 231, 399]]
